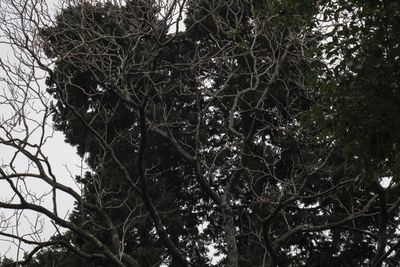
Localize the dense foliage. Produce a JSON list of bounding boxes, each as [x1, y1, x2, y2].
[[1, 0, 400, 266]]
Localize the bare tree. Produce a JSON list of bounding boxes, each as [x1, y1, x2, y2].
[[0, 0, 398, 266]]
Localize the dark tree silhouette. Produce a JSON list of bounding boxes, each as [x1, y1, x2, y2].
[[0, 0, 400, 267]]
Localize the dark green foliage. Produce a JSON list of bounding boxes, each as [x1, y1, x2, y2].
[[0, 257, 15, 267], [304, 0, 400, 265], [316, 0, 400, 181], [28, 248, 96, 267], [25, 0, 400, 266]]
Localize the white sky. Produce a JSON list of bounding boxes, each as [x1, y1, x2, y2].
[[0, 0, 83, 261]]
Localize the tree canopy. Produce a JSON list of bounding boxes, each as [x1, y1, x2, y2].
[[0, 0, 400, 266]]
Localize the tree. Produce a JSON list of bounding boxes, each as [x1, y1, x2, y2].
[[0, 0, 399, 266], [308, 0, 400, 265]]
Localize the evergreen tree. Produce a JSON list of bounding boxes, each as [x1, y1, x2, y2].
[[39, 0, 324, 265], [1, 0, 400, 266]]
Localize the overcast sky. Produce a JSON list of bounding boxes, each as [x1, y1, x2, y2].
[[0, 0, 84, 261]]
